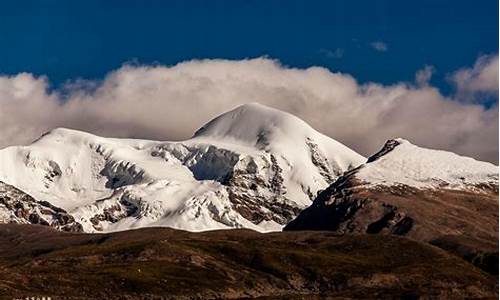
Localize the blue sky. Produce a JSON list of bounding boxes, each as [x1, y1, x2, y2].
[[0, 0, 497, 94], [0, 1, 498, 163]]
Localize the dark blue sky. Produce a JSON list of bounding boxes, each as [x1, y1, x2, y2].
[[0, 1, 497, 94]]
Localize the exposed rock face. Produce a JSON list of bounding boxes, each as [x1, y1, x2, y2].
[[286, 177, 497, 245], [0, 181, 83, 232], [285, 139, 499, 273]]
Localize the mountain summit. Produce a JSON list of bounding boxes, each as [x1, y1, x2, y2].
[[195, 103, 357, 151], [194, 103, 310, 143], [194, 103, 365, 174], [0, 103, 365, 233]]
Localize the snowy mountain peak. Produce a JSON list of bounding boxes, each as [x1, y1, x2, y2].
[[193, 102, 364, 172], [41, 127, 88, 137], [33, 127, 97, 146], [366, 138, 404, 163], [357, 138, 498, 189], [194, 103, 314, 146]]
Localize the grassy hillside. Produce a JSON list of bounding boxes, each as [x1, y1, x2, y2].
[[0, 224, 496, 299]]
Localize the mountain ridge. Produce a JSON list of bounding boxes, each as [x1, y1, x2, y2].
[[285, 138, 498, 273], [0, 103, 365, 233]]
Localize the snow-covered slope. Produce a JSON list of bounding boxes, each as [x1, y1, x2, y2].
[[357, 139, 498, 190], [194, 103, 361, 173], [0, 103, 365, 232]]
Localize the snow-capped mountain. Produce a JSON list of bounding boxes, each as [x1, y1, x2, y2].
[[356, 138, 498, 190], [285, 139, 498, 266], [0, 103, 365, 232]]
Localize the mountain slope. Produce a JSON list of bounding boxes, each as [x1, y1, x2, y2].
[[0, 103, 365, 233], [285, 139, 498, 272], [0, 224, 496, 299], [357, 138, 498, 189], [0, 181, 82, 232]]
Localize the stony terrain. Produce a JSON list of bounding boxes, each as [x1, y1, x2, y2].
[[0, 224, 496, 300], [0, 181, 82, 232]]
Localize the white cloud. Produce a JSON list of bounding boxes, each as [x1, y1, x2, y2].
[[370, 41, 388, 52], [0, 56, 497, 163], [449, 54, 498, 101], [415, 65, 435, 86]]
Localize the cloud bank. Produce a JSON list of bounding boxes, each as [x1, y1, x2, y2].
[[449, 54, 499, 102], [0, 55, 498, 163]]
